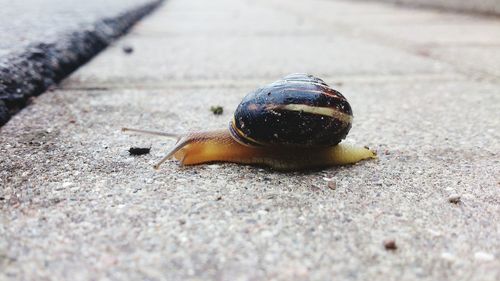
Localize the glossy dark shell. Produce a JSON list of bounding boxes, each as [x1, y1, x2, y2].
[[230, 73, 353, 147]]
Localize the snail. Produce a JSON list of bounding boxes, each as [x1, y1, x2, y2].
[[123, 73, 376, 170]]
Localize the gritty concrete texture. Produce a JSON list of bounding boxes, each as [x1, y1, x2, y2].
[[0, 0, 163, 126], [1, 0, 499, 280]]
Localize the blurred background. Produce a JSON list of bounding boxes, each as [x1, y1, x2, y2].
[[365, 0, 500, 16]]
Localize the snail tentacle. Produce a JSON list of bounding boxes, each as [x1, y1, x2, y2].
[[153, 136, 192, 169], [121, 127, 180, 139]]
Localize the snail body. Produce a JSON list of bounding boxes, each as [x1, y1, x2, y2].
[[123, 74, 376, 170], [161, 129, 374, 170]]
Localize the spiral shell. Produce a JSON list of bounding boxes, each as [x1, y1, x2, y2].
[[229, 73, 353, 147]]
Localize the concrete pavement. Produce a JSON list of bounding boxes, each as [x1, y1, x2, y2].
[[1, 0, 499, 280]]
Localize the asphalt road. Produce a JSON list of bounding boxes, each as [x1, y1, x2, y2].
[[0, 0, 154, 57], [1, 0, 499, 280], [0, 0, 162, 125]]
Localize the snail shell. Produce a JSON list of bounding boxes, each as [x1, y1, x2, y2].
[[230, 73, 353, 147]]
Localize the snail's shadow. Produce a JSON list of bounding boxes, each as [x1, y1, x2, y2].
[[176, 161, 350, 176]]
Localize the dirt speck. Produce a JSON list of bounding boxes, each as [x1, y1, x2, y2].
[[384, 239, 397, 250], [210, 106, 224, 115], [448, 194, 461, 204], [327, 181, 336, 190], [122, 45, 134, 54]]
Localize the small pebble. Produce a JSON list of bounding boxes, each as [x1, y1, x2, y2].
[[62, 182, 73, 188], [210, 105, 224, 115], [448, 194, 461, 204], [384, 239, 397, 250], [474, 252, 494, 262], [128, 147, 151, 155], [427, 229, 442, 237], [327, 181, 336, 190], [122, 45, 134, 54], [207, 164, 221, 169], [440, 252, 456, 261]]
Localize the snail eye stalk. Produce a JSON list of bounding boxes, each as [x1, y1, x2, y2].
[[153, 137, 191, 170], [121, 127, 180, 139]]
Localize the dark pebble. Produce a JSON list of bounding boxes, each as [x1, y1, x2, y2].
[[448, 194, 461, 204], [384, 239, 397, 250], [122, 45, 134, 54], [327, 181, 336, 190], [128, 147, 151, 155], [210, 106, 223, 115]]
